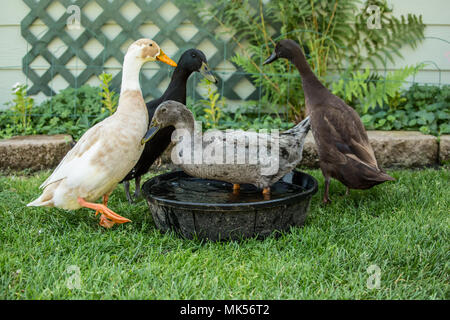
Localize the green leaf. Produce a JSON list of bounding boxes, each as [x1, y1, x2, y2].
[[439, 123, 450, 134], [419, 126, 430, 134], [387, 115, 396, 122], [436, 111, 449, 120]]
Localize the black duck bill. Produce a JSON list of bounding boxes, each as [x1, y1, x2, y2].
[[263, 51, 278, 65], [199, 61, 217, 83], [141, 120, 160, 145]]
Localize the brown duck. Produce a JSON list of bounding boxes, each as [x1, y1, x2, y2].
[[264, 39, 394, 203]]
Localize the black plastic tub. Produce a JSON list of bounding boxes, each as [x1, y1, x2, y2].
[[142, 170, 318, 241]]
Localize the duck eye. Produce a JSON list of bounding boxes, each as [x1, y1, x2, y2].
[[192, 54, 196, 58], [161, 107, 167, 113], [149, 43, 153, 47]]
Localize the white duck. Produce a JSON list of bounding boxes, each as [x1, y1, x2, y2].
[[27, 39, 177, 228]]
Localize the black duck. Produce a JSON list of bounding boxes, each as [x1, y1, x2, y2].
[[122, 49, 217, 203]]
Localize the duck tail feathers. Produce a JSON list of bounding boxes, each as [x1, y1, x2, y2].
[[285, 116, 311, 134], [27, 198, 41, 207], [379, 172, 395, 182], [366, 169, 395, 183], [27, 195, 52, 207]]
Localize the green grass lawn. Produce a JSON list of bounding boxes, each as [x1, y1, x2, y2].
[[0, 168, 448, 299]]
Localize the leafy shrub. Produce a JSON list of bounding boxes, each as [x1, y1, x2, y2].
[[218, 112, 294, 132], [184, 0, 426, 121], [33, 85, 108, 139], [0, 110, 19, 138], [361, 84, 450, 135], [189, 82, 449, 136], [0, 85, 108, 140], [0, 72, 120, 140], [188, 97, 294, 132], [1, 84, 35, 136], [332, 65, 423, 113]]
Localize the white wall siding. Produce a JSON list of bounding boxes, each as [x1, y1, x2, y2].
[[0, 1, 29, 108], [0, 0, 449, 108], [377, 0, 450, 85]]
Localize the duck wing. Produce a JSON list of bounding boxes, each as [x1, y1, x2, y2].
[[314, 97, 378, 170], [40, 123, 104, 189]]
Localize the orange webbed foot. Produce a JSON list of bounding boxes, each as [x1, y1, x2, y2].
[[262, 187, 271, 200], [99, 214, 116, 228], [77, 197, 131, 228]]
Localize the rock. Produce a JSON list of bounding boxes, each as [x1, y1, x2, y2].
[[159, 131, 439, 169], [300, 131, 438, 169], [2, 131, 438, 172], [439, 135, 450, 164], [0, 135, 73, 171], [367, 131, 438, 168]]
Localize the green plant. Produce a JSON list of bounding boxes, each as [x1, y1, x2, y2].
[[0, 85, 107, 140], [223, 112, 294, 131], [332, 64, 423, 113], [98, 73, 119, 115], [187, 95, 294, 132], [361, 84, 450, 136], [183, 0, 426, 122], [33, 85, 108, 139], [0, 110, 17, 138], [6, 83, 35, 133], [197, 79, 225, 129]]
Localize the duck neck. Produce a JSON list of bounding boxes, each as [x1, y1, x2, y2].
[[115, 55, 147, 117], [290, 46, 327, 97], [174, 111, 195, 133], [162, 67, 192, 102], [120, 55, 144, 95]]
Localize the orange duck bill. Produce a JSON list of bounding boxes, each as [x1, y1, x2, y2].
[[157, 49, 177, 67]]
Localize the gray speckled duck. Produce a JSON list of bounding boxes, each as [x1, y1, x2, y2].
[[142, 100, 310, 196]]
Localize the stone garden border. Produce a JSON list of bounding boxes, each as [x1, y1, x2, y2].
[[301, 131, 448, 168], [0, 132, 448, 172], [0, 135, 73, 171]]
